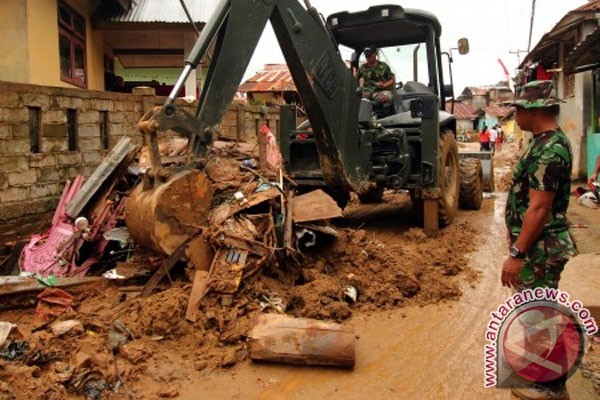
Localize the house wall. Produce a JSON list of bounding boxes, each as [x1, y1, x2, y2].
[[24, 0, 104, 90], [0, 0, 30, 84], [472, 95, 488, 109], [456, 120, 474, 135], [558, 72, 590, 179], [0, 81, 279, 248]]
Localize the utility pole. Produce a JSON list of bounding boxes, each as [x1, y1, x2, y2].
[[510, 49, 529, 66], [527, 0, 537, 53]]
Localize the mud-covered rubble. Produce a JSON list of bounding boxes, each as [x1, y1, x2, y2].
[[0, 133, 485, 398]]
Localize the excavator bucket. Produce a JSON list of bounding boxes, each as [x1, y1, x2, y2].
[[125, 107, 214, 256], [125, 169, 213, 256]]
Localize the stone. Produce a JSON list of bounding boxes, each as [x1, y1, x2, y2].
[[82, 152, 102, 166], [0, 156, 29, 172], [220, 347, 237, 368], [21, 93, 50, 109], [42, 110, 67, 125], [57, 153, 82, 167], [29, 183, 59, 199], [0, 92, 22, 107], [114, 101, 136, 112], [132, 87, 155, 96], [79, 138, 101, 152], [8, 170, 37, 187], [0, 139, 29, 155], [42, 123, 67, 138], [29, 154, 57, 168], [37, 167, 60, 183], [0, 125, 11, 140], [78, 124, 99, 138], [10, 124, 29, 139], [109, 112, 125, 124], [0, 187, 29, 203], [78, 111, 99, 124], [41, 137, 68, 152]]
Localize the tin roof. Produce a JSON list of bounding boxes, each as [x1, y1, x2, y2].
[[94, 0, 217, 24], [520, 0, 600, 69], [565, 26, 600, 73], [484, 105, 515, 119], [239, 64, 296, 93], [445, 102, 480, 120]]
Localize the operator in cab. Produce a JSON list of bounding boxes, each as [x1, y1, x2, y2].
[[358, 47, 396, 117]]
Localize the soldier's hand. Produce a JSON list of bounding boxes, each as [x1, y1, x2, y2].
[[501, 257, 524, 288]]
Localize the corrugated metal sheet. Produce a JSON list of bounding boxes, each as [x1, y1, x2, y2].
[[101, 0, 217, 23], [484, 105, 515, 119], [445, 102, 479, 120], [239, 64, 296, 93], [565, 26, 600, 73]]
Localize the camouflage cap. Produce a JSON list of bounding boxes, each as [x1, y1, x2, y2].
[[511, 80, 564, 109]]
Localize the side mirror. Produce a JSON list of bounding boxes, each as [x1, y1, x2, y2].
[[457, 38, 469, 55]]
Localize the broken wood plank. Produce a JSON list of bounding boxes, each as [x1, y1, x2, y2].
[[141, 235, 197, 297], [283, 191, 294, 251], [209, 187, 280, 226], [292, 190, 343, 223], [248, 314, 355, 368], [186, 235, 214, 272], [184, 270, 209, 322], [0, 276, 104, 297]]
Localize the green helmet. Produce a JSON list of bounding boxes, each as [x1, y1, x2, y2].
[[511, 80, 564, 109]]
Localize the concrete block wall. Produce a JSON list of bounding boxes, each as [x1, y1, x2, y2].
[[0, 81, 280, 248]]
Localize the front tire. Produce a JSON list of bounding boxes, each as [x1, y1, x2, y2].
[[459, 158, 483, 210], [437, 130, 460, 226]]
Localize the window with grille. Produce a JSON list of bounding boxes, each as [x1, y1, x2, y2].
[[58, 2, 86, 88]]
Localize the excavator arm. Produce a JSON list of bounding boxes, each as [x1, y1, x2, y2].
[[149, 0, 368, 193]]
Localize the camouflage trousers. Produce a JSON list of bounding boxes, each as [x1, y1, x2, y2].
[[370, 90, 393, 106], [514, 230, 577, 290]]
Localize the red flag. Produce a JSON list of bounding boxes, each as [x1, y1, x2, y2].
[[497, 57, 510, 76]]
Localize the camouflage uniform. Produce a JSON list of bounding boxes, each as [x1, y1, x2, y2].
[[506, 80, 577, 290], [358, 61, 395, 114]]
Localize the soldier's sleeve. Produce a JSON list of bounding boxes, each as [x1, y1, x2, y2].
[[528, 140, 570, 192]]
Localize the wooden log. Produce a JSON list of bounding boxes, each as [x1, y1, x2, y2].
[[248, 314, 355, 368]]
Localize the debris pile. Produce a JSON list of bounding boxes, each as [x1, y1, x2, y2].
[[0, 128, 481, 398]]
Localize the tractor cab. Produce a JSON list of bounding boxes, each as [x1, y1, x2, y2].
[[327, 5, 466, 125]]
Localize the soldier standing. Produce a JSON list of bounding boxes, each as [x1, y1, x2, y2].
[[501, 80, 577, 400], [358, 47, 396, 117]]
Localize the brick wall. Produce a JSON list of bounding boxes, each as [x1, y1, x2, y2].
[[0, 81, 280, 248]]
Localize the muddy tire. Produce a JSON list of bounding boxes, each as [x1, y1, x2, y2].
[[459, 158, 483, 210], [437, 130, 460, 226], [357, 186, 384, 204]]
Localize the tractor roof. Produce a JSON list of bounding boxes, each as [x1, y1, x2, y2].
[[327, 5, 442, 50]]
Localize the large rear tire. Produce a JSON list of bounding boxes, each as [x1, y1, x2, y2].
[[459, 158, 483, 210], [437, 130, 460, 226]]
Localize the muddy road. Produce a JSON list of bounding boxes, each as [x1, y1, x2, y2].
[[179, 194, 598, 400]]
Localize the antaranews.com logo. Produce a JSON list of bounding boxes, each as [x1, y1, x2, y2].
[[484, 288, 598, 388]]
